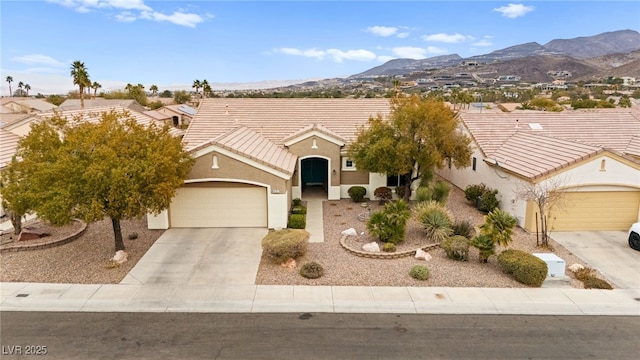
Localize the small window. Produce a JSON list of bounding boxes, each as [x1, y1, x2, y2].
[[599, 159, 606, 172], [447, 157, 452, 169], [472, 157, 477, 171], [342, 157, 356, 171]]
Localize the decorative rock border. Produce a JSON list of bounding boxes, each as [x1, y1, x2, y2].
[[339, 234, 439, 259], [0, 219, 88, 253]]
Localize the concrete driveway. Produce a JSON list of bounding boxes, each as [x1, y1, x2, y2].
[[120, 228, 267, 286], [551, 231, 640, 289]]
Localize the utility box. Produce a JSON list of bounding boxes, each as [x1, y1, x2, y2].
[[533, 253, 566, 278]]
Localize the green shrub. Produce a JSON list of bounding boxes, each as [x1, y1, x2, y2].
[[472, 234, 495, 263], [291, 206, 307, 215], [382, 242, 397, 252], [415, 186, 432, 203], [452, 219, 474, 239], [431, 180, 451, 204], [366, 199, 411, 244], [374, 186, 393, 204], [480, 208, 517, 247], [440, 235, 470, 261], [347, 186, 367, 202], [498, 249, 548, 287], [582, 276, 613, 290], [395, 185, 406, 200], [288, 214, 306, 229], [262, 229, 309, 264], [414, 200, 453, 243], [299, 261, 324, 279], [292, 198, 302, 206], [478, 189, 500, 213], [410, 265, 430, 281], [464, 183, 488, 202]]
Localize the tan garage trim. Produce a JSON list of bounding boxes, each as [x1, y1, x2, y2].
[[544, 191, 640, 231], [170, 185, 267, 228]]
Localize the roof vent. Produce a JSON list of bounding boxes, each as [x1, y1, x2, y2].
[[528, 123, 543, 130]]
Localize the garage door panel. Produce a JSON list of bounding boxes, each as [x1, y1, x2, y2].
[[170, 186, 267, 228], [551, 191, 640, 231]]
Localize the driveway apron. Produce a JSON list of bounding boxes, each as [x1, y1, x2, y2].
[[550, 231, 640, 289], [120, 228, 267, 286]]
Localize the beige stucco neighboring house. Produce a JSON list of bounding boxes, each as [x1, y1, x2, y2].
[[58, 99, 146, 113], [147, 98, 392, 230], [438, 108, 640, 232], [155, 104, 197, 128], [0, 98, 58, 114]]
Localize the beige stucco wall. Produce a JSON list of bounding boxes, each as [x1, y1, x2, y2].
[[341, 169, 370, 184], [189, 151, 289, 193], [287, 136, 341, 187], [439, 146, 640, 228]]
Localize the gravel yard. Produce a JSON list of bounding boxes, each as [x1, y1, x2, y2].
[[0, 217, 164, 284], [256, 184, 590, 288], [1, 184, 593, 288]]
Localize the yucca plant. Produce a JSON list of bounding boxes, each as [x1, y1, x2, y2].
[[431, 180, 451, 204], [414, 200, 453, 243]]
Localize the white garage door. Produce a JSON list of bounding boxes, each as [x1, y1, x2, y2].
[[170, 185, 267, 227]]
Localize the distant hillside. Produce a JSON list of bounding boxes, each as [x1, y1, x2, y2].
[[349, 29, 640, 79]]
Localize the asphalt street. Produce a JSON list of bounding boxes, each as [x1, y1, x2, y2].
[[1, 312, 638, 359]]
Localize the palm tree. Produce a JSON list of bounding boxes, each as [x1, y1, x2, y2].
[[192, 79, 201, 95], [149, 84, 158, 97], [18, 81, 24, 92], [24, 84, 31, 97], [70, 61, 90, 108], [91, 81, 102, 99], [201, 79, 210, 98], [5, 76, 13, 96]]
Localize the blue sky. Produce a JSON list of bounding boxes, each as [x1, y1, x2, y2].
[[1, 1, 639, 94]]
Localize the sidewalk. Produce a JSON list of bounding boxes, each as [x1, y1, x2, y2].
[[2, 281, 639, 315]]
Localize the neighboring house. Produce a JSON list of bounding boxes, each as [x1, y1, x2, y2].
[[58, 99, 146, 113], [143, 109, 172, 124], [148, 98, 392, 230], [156, 104, 197, 127], [0, 98, 58, 114], [438, 108, 640, 232]]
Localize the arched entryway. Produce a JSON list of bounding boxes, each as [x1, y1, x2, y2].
[[300, 157, 329, 198]]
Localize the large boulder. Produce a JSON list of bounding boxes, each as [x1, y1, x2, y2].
[[18, 229, 50, 242], [415, 248, 433, 261]]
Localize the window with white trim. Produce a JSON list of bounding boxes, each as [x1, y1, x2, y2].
[[341, 157, 356, 171]]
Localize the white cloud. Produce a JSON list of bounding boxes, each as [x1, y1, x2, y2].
[[422, 33, 470, 43], [493, 3, 534, 18], [12, 54, 65, 67], [140, 10, 204, 28], [115, 11, 137, 22], [277, 48, 376, 63], [326, 49, 377, 63], [397, 32, 410, 39], [47, 0, 206, 27], [367, 26, 398, 37]]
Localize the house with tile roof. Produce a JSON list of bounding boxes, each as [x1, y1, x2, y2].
[[156, 104, 197, 128], [147, 98, 392, 229], [438, 108, 640, 232]]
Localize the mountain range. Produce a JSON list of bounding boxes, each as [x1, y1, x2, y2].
[[348, 29, 640, 81]]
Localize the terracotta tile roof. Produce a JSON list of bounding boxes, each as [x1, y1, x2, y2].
[[489, 132, 602, 179], [459, 108, 640, 178], [0, 129, 20, 168], [625, 136, 640, 158], [143, 110, 171, 121], [192, 126, 297, 176], [57, 99, 146, 113], [183, 98, 391, 149], [38, 106, 185, 137], [0, 113, 32, 128], [281, 122, 347, 145]]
